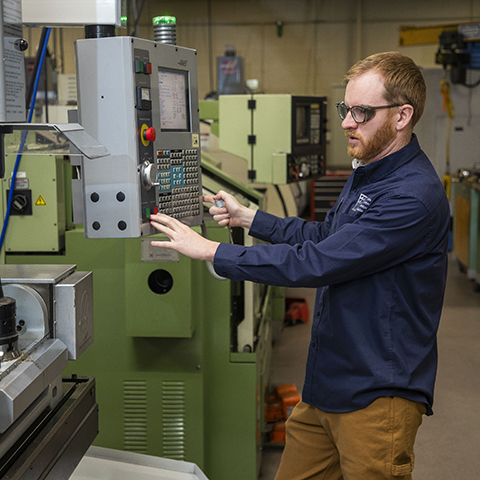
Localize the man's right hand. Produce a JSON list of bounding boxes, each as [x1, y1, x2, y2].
[[204, 190, 256, 230]]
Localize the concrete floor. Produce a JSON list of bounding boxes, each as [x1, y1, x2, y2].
[[259, 254, 480, 479]]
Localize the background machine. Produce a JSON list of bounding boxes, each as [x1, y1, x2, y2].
[[199, 93, 328, 220], [219, 94, 327, 185]]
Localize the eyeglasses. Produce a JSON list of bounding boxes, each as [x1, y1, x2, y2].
[[336, 101, 402, 124]]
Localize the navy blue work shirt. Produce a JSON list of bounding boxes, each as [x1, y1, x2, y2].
[[214, 135, 450, 415]]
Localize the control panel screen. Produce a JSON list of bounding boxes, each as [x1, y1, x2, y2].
[[158, 68, 190, 132], [292, 100, 323, 148], [295, 106, 309, 144]]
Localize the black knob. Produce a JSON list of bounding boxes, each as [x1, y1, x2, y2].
[[14, 39, 28, 52], [12, 194, 28, 212]]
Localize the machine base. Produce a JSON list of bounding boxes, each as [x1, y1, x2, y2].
[[0, 376, 98, 480]]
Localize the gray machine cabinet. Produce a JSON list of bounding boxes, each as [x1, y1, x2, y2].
[[55, 270, 94, 360], [75, 36, 203, 239]]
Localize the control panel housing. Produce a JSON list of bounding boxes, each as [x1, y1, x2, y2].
[[75, 36, 202, 238]]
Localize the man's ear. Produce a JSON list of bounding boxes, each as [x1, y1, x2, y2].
[[395, 104, 414, 131]]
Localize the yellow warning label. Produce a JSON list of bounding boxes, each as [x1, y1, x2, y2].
[[35, 195, 47, 206]]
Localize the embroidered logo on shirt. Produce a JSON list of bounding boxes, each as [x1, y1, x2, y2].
[[351, 193, 372, 213]]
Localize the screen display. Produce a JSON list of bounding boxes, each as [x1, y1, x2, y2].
[[295, 106, 309, 144], [158, 68, 190, 132]]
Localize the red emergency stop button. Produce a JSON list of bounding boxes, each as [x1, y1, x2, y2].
[[143, 127, 156, 143]]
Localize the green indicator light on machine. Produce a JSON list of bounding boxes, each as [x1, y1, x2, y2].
[[153, 16, 176, 25], [146, 207, 151, 217]]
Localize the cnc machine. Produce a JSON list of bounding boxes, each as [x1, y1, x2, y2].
[[0, 2, 280, 479]]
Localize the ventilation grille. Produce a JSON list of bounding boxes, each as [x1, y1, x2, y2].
[[162, 381, 186, 460], [123, 380, 147, 453]]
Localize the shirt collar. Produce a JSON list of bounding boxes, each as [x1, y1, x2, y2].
[[352, 134, 421, 184], [352, 158, 363, 170]]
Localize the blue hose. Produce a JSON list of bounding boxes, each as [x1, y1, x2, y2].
[[0, 27, 51, 252]]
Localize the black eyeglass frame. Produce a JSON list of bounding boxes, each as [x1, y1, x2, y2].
[[336, 101, 402, 124]]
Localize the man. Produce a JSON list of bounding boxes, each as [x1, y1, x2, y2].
[[150, 51, 450, 479]]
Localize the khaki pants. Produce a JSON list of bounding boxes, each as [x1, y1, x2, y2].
[[274, 397, 426, 480]]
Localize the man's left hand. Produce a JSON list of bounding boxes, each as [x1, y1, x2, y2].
[[150, 214, 219, 262]]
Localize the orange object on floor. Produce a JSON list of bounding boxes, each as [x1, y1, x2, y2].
[[266, 393, 278, 403], [281, 390, 301, 419], [270, 422, 286, 443], [265, 400, 284, 423], [266, 384, 301, 423], [284, 297, 309, 324], [276, 383, 298, 398]]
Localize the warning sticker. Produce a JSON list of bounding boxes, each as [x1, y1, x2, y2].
[[35, 195, 47, 206]]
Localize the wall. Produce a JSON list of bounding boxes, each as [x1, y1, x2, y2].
[[24, 0, 480, 98], [416, 68, 480, 178], [22, 0, 480, 169]]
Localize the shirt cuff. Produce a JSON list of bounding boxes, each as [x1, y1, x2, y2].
[[213, 242, 248, 280]]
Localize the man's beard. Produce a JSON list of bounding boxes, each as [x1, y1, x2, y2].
[[345, 118, 395, 163]]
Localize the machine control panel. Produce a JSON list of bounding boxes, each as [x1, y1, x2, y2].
[[157, 148, 201, 218], [134, 47, 157, 224], [75, 37, 203, 238], [288, 96, 327, 183], [287, 153, 324, 182]]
